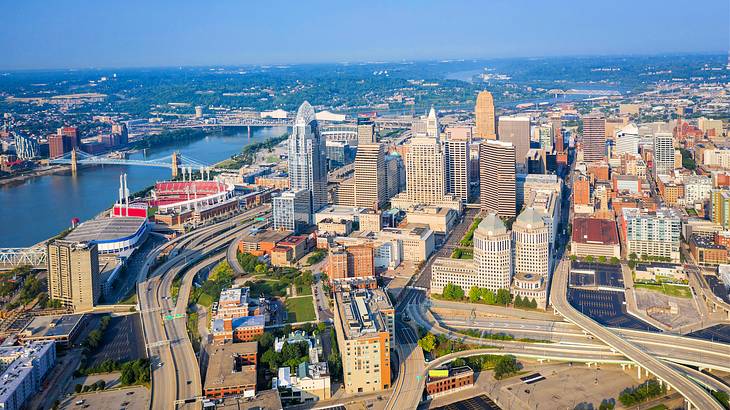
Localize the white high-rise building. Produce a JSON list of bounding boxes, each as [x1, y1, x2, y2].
[[444, 139, 470, 203], [425, 106, 440, 139], [513, 207, 550, 279], [653, 132, 674, 176], [273, 189, 311, 233], [473, 214, 512, 290], [287, 101, 328, 213], [430, 213, 512, 294], [614, 123, 640, 157], [404, 136, 446, 204]]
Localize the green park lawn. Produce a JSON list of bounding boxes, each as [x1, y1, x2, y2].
[[634, 283, 692, 299], [285, 296, 316, 323]]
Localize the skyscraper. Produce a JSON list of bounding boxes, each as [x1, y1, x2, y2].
[[653, 132, 674, 176], [479, 140, 516, 217], [355, 143, 386, 209], [384, 153, 405, 200], [512, 207, 551, 308], [444, 139, 470, 203], [425, 107, 440, 139], [497, 116, 530, 169], [405, 136, 446, 204], [473, 213, 512, 290], [47, 240, 100, 311], [582, 114, 606, 162], [357, 117, 376, 145], [287, 101, 328, 214], [475, 91, 497, 139], [273, 189, 311, 232]]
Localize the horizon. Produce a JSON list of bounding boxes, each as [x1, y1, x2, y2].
[[1, 0, 728, 71], [1, 50, 727, 73]]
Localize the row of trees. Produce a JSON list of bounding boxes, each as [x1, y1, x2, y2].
[[514, 295, 538, 309], [446, 354, 520, 380], [466, 286, 512, 306], [617, 379, 667, 407], [83, 315, 112, 352], [569, 255, 620, 265], [459, 217, 483, 247], [74, 380, 106, 393]]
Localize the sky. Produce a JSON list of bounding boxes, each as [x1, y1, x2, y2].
[[1, 0, 728, 70]]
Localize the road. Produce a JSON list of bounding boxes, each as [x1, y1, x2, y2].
[[551, 256, 723, 410], [137, 206, 269, 409]]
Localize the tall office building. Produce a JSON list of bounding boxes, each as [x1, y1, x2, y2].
[[333, 288, 393, 394], [550, 116, 562, 152], [47, 240, 100, 311], [354, 143, 386, 209], [653, 132, 674, 176], [473, 213, 512, 290], [430, 213, 512, 295], [384, 153, 405, 199], [288, 101, 328, 213], [356, 118, 376, 145], [57, 127, 79, 147], [497, 116, 530, 168], [14, 134, 40, 160], [444, 139, 470, 203], [475, 91, 496, 139], [273, 189, 312, 233], [582, 114, 606, 162], [479, 140, 516, 217], [48, 134, 75, 159], [425, 107, 440, 139], [405, 136, 446, 204], [513, 208, 550, 278]]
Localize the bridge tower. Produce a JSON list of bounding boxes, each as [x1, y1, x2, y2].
[[171, 152, 180, 179], [247, 125, 251, 139], [70, 148, 78, 174]]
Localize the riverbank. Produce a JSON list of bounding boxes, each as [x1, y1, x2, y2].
[[0, 165, 71, 187]]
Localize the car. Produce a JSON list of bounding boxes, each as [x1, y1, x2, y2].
[[158, 363, 163, 367], [126, 391, 135, 396], [187, 380, 192, 385]]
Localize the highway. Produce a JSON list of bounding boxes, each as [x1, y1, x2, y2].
[[551, 256, 724, 410], [137, 206, 269, 409]]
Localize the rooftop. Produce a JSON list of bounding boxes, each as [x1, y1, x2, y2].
[[241, 229, 292, 245], [572, 218, 619, 245], [476, 213, 507, 236], [204, 342, 259, 392], [65, 216, 146, 243], [0, 341, 55, 404], [335, 288, 392, 340], [20, 314, 84, 339]]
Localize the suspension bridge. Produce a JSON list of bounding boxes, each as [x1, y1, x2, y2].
[[49, 150, 225, 177]]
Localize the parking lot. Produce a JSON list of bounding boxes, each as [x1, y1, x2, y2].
[[60, 386, 148, 410], [570, 262, 624, 288], [87, 314, 146, 367], [689, 324, 730, 344], [568, 288, 659, 331]]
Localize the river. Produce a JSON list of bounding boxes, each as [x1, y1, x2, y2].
[[0, 126, 288, 248]]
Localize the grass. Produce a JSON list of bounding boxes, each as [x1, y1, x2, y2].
[[196, 293, 214, 308], [186, 310, 201, 353], [119, 290, 137, 305], [451, 247, 473, 259], [634, 283, 692, 298], [285, 296, 316, 323], [294, 284, 312, 296]]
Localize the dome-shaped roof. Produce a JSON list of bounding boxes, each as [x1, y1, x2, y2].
[[295, 101, 316, 126]]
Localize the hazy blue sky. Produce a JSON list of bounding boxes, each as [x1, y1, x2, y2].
[[1, 0, 728, 70]]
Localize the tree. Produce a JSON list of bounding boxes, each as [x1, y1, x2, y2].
[[610, 257, 620, 265], [261, 349, 279, 371], [316, 322, 326, 334], [628, 260, 636, 269], [254, 264, 267, 275], [585, 255, 594, 263], [496, 289, 511, 306], [493, 355, 519, 379], [74, 384, 83, 393], [468, 286, 481, 303], [481, 289, 497, 305], [629, 253, 637, 260], [514, 295, 523, 307], [599, 398, 616, 410], [417, 333, 437, 353], [529, 298, 538, 309], [256, 332, 274, 350], [569, 255, 577, 261], [598, 256, 607, 263]]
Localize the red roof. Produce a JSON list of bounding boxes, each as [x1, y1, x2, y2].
[[572, 218, 619, 245]]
